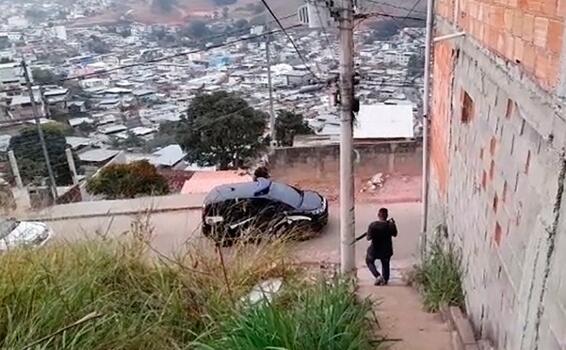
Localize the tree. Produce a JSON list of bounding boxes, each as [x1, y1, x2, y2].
[[185, 20, 211, 39], [233, 19, 249, 30], [9, 124, 79, 186], [32, 68, 66, 85], [154, 0, 177, 12], [177, 91, 267, 169], [87, 35, 110, 54], [213, 0, 237, 5], [367, 19, 400, 41], [77, 121, 96, 134], [407, 53, 425, 78], [0, 58, 13, 63], [86, 160, 169, 199], [275, 110, 314, 146]]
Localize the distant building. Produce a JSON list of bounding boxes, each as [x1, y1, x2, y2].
[[354, 104, 414, 140]]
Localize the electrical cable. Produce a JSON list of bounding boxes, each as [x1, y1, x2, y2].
[[259, 0, 323, 81]]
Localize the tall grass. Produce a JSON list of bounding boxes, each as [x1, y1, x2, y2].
[[0, 223, 374, 349], [413, 239, 464, 312], [199, 279, 374, 350]]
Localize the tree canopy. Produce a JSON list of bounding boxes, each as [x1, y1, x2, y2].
[[154, 0, 177, 12], [213, 0, 237, 5], [275, 110, 314, 146], [176, 91, 267, 169], [32, 68, 66, 85], [407, 53, 425, 78], [184, 20, 211, 39], [9, 124, 79, 186], [86, 160, 169, 199]]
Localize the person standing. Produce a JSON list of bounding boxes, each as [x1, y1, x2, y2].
[[364, 208, 398, 285]]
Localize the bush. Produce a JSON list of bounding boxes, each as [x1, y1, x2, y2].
[[413, 239, 464, 312], [86, 160, 170, 199]]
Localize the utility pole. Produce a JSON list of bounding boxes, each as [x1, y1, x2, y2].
[[21, 60, 58, 201], [65, 148, 79, 186], [266, 29, 276, 144], [338, 0, 356, 274], [420, 0, 435, 236]]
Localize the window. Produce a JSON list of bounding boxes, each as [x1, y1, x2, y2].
[[461, 90, 474, 123]]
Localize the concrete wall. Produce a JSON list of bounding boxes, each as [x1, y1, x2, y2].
[[428, 1, 566, 348], [269, 141, 422, 184]]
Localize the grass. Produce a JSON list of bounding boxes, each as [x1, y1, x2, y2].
[[412, 238, 465, 312], [200, 279, 374, 350], [0, 221, 375, 350]]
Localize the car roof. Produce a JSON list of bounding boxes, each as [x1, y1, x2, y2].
[[204, 178, 302, 208]]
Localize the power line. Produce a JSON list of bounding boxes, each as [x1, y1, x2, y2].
[[259, 0, 322, 81], [363, 0, 426, 15], [356, 11, 425, 22]]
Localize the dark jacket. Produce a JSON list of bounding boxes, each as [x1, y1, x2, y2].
[[366, 220, 398, 259]]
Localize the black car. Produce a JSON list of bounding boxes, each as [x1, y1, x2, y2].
[[202, 178, 328, 242]]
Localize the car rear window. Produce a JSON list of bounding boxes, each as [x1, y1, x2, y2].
[[269, 183, 303, 208]]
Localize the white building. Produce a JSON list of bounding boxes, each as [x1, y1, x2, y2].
[[354, 104, 414, 140]]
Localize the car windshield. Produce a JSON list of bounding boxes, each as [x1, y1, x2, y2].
[[0, 219, 18, 239], [269, 182, 304, 208]]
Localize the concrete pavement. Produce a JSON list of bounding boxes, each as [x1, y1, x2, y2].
[[46, 201, 422, 268]]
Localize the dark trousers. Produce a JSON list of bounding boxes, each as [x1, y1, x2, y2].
[[366, 255, 391, 282]]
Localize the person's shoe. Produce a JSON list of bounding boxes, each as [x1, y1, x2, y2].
[[374, 276, 385, 286]]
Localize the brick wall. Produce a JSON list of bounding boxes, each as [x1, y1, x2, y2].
[[430, 40, 455, 196], [437, 0, 565, 91], [428, 15, 566, 350]]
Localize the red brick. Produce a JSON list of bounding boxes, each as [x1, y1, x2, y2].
[[558, 0, 566, 17], [497, 32, 506, 54], [512, 11, 523, 36], [508, 0, 519, 7], [514, 37, 525, 62], [506, 99, 515, 119], [547, 20, 563, 54], [535, 50, 550, 81], [522, 14, 535, 42], [534, 17, 549, 48], [542, 0, 557, 15], [505, 34, 515, 58], [523, 43, 537, 72], [519, 0, 529, 10], [504, 9, 513, 32], [489, 160, 495, 180]]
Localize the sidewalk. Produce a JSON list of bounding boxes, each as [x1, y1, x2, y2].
[[357, 261, 453, 350], [24, 194, 206, 221]]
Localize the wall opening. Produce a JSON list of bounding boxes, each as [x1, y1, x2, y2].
[[461, 89, 474, 123]]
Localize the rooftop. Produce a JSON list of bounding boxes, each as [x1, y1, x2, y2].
[[78, 149, 119, 163]]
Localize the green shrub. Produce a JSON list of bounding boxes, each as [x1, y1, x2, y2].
[[413, 239, 464, 312], [86, 160, 170, 199]]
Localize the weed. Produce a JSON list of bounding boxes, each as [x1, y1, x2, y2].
[[0, 219, 374, 349], [413, 238, 464, 312]]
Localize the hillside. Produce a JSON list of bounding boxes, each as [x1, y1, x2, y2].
[[72, 0, 426, 27]]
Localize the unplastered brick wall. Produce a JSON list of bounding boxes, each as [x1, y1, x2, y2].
[[428, 18, 566, 350], [437, 0, 565, 91], [430, 40, 456, 197]]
